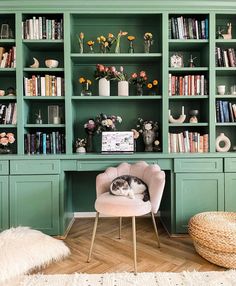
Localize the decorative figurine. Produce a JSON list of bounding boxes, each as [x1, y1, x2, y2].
[[189, 109, 199, 123], [222, 23, 232, 40], [189, 54, 197, 68], [35, 109, 42, 124], [30, 57, 39, 68], [168, 106, 186, 123]]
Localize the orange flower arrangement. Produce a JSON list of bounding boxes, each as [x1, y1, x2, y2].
[[147, 79, 158, 95]]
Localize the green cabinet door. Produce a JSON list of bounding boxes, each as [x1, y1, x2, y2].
[[0, 176, 8, 231], [10, 175, 59, 235], [225, 173, 236, 212], [176, 173, 224, 233]]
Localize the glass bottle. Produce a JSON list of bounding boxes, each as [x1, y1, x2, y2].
[[128, 41, 134, 53], [81, 82, 92, 96]]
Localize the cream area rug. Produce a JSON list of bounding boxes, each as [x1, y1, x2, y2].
[[7, 270, 236, 286], [0, 227, 70, 284]]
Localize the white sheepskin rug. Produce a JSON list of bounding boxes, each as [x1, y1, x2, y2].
[[0, 226, 70, 284]]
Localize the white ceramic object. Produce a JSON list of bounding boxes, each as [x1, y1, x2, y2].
[[217, 85, 226, 95], [118, 81, 129, 96], [216, 133, 231, 152], [98, 78, 110, 96], [30, 57, 39, 68], [45, 59, 59, 68]]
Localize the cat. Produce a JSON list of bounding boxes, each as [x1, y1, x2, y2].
[[109, 175, 150, 202]]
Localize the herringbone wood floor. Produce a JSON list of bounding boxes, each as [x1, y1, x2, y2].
[[35, 217, 224, 274]]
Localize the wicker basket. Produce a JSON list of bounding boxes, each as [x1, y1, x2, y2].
[[188, 211, 236, 268]]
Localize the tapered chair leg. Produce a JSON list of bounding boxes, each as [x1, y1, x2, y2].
[[132, 216, 137, 275], [151, 212, 160, 248], [87, 212, 99, 262], [119, 217, 122, 239]]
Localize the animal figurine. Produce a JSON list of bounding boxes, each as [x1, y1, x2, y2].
[[222, 23, 232, 40], [109, 175, 150, 201]]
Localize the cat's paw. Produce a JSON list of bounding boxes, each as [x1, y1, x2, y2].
[[128, 191, 135, 199]]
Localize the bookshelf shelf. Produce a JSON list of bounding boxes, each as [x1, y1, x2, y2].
[[25, 124, 65, 128], [71, 95, 162, 100]]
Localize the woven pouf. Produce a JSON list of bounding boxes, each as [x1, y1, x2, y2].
[[188, 211, 236, 268]]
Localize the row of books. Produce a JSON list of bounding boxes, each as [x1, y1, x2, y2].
[[0, 46, 16, 68], [22, 17, 63, 40], [215, 47, 236, 67], [169, 16, 208, 40], [168, 74, 208, 96], [24, 131, 65, 155], [168, 131, 209, 153], [0, 103, 17, 125], [216, 100, 236, 122], [24, 75, 64, 96]]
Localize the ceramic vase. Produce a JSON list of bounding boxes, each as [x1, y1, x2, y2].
[[216, 133, 231, 152], [99, 78, 110, 96], [118, 81, 129, 96]]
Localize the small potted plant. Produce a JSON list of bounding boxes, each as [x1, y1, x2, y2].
[[94, 64, 117, 96], [129, 70, 148, 96], [147, 79, 158, 95], [75, 138, 87, 153], [144, 32, 154, 53]]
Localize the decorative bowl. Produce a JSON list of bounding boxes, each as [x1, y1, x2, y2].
[[45, 59, 59, 68]]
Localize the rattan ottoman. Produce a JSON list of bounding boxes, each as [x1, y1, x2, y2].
[[188, 211, 236, 268]]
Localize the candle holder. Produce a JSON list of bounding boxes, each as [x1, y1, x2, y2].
[[189, 109, 199, 123]]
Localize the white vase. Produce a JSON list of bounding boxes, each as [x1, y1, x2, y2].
[[98, 78, 110, 96], [216, 133, 231, 152], [118, 81, 129, 96]]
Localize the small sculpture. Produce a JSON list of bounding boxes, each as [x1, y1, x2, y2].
[[189, 54, 197, 68], [169, 106, 186, 124], [189, 109, 199, 123], [222, 23, 232, 40], [35, 110, 42, 124], [30, 57, 39, 68]]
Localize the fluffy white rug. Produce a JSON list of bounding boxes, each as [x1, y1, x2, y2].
[[7, 270, 236, 286], [0, 227, 70, 284]]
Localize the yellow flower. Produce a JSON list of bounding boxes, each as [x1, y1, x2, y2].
[[100, 36, 106, 42], [97, 37, 101, 43], [147, 83, 153, 89], [87, 40, 94, 46], [153, 80, 158, 85], [79, 77, 85, 84], [108, 33, 114, 38], [128, 35, 135, 41], [120, 31, 128, 36], [104, 41, 109, 47], [87, 80, 92, 85]]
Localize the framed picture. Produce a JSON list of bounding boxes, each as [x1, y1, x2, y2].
[[101, 131, 134, 154], [170, 53, 184, 68]]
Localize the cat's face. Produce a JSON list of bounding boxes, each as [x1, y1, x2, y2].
[[111, 179, 130, 196]]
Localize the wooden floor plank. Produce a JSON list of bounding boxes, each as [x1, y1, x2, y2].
[[34, 217, 224, 274]]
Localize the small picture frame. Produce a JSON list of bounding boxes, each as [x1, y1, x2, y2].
[[170, 53, 184, 68]]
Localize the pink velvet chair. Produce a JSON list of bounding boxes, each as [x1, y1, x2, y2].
[[87, 161, 165, 274]]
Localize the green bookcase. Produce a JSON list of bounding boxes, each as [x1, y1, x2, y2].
[[0, 1, 236, 235]]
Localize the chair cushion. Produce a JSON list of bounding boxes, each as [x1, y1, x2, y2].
[[95, 192, 152, 217]]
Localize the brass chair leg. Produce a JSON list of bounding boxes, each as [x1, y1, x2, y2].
[[87, 212, 99, 262], [132, 216, 137, 275], [151, 212, 160, 248], [119, 217, 122, 239]]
